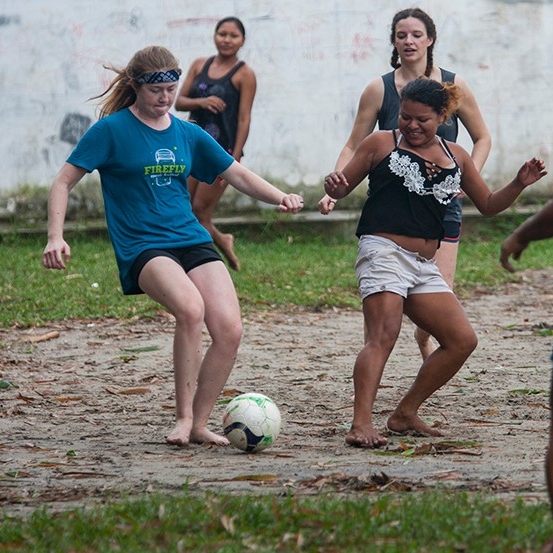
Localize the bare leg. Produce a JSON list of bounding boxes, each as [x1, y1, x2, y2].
[[346, 292, 404, 448], [190, 176, 240, 271], [387, 291, 477, 436], [414, 241, 459, 360], [138, 258, 242, 446], [187, 262, 242, 443]]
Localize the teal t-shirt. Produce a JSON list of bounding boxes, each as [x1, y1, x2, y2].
[[67, 109, 234, 294]]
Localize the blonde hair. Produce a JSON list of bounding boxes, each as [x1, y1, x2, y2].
[[91, 46, 182, 118]]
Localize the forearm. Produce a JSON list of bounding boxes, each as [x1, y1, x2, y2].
[[174, 96, 203, 112], [483, 179, 527, 216], [47, 181, 70, 240], [510, 200, 553, 244], [222, 163, 285, 205], [232, 119, 250, 159], [469, 136, 492, 173]]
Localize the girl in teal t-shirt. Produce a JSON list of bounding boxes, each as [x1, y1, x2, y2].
[[43, 45, 304, 449]]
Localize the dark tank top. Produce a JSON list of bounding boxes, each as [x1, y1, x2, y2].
[[378, 68, 461, 223], [356, 131, 462, 240], [189, 57, 245, 154], [378, 68, 459, 141]]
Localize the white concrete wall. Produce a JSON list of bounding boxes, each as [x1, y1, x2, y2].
[[1, 0, 552, 193]]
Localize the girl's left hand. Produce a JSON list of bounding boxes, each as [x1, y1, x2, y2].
[[324, 171, 349, 198], [516, 157, 547, 187], [278, 194, 304, 213]]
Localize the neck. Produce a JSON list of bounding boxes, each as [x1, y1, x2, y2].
[[398, 58, 430, 79], [401, 132, 439, 150], [214, 53, 239, 65], [130, 105, 170, 130]]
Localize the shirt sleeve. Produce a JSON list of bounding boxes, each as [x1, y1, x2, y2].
[[188, 125, 234, 184], [67, 118, 112, 172]]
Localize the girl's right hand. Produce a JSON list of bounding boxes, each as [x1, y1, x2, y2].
[[203, 95, 226, 113], [43, 239, 71, 270], [318, 194, 338, 215]]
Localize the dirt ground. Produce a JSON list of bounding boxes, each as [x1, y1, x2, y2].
[[1, 269, 552, 516]]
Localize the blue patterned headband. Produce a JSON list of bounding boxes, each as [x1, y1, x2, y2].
[[136, 69, 180, 84]]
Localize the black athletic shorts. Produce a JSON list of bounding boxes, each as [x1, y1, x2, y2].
[[130, 243, 223, 292], [442, 221, 462, 244]]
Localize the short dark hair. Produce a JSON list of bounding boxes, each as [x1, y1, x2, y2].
[[216, 16, 246, 37], [400, 78, 461, 120]]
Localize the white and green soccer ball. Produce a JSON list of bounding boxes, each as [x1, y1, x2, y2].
[[222, 392, 281, 453]]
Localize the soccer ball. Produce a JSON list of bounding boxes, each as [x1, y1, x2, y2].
[[222, 392, 281, 453]]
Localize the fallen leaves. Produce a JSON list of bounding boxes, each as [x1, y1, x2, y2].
[[104, 387, 151, 396], [296, 471, 414, 493], [18, 331, 60, 343], [392, 440, 482, 457]]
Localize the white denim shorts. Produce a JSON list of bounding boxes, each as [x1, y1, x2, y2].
[[355, 235, 453, 300]]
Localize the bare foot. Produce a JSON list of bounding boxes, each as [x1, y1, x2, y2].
[[190, 427, 230, 446], [386, 412, 443, 438], [345, 425, 388, 448], [414, 327, 437, 361], [166, 418, 193, 447], [215, 233, 240, 271]]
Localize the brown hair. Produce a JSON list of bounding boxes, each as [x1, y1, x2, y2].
[[400, 78, 462, 120], [390, 8, 437, 78], [91, 46, 182, 118]]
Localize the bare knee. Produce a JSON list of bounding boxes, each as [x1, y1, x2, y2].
[[210, 316, 243, 351], [172, 299, 205, 330], [451, 328, 478, 358]]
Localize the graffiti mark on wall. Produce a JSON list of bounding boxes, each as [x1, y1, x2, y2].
[[60, 113, 91, 145], [0, 14, 21, 27]]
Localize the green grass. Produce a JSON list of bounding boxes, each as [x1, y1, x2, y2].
[[0, 491, 550, 552], [1, 221, 553, 551], [1, 220, 552, 327], [1, 231, 361, 328]]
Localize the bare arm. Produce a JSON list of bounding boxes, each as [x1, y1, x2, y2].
[[324, 132, 386, 200], [42, 163, 87, 270], [454, 75, 492, 172], [455, 145, 547, 216], [335, 78, 384, 171], [319, 78, 384, 214], [232, 65, 257, 160], [220, 161, 303, 213], [500, 199, 553, 272]]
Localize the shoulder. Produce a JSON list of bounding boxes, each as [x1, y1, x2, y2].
[[446, 141, 471, 164], [233, 62, 256, 86], [172, 116, 199, 133], [86, 111, 125, 135], [358, 76, 385, 105], [380, 70, 395, 84], [187, 57, 210, 75], [438, 67, 456, 83], [360, 129, 394, 151], [443, 71, 472, 94]]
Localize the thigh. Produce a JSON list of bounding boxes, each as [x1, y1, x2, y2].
[[138, 256, 204, 317], [187, 261, 241, 334], [363, 291, 405, 344], [404, 292, 473, 346]]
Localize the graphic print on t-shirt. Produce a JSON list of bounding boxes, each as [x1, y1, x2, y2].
[[144, 148, 186, 186]]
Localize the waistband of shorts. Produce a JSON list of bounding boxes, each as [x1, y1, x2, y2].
[[359, 234, 432, 262]]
